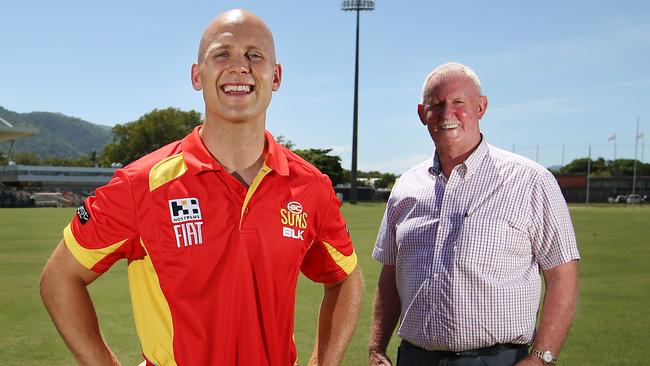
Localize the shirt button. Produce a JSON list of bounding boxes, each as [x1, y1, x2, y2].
[[433, 273, 439, 279], [244, 207, 249, 214]]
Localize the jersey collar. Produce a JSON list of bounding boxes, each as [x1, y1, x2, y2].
[[181, 125, 289, 176]]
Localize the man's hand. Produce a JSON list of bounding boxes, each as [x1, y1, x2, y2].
[[514, 354, 544, 365], [40, 240, 119, 366], [308, 267, 363, 366], [368, 265, 400, 366], [368, 349, 393, 366], [515, 260, 579, 366]]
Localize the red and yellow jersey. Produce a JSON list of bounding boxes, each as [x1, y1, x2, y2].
[[64, 126, 357, 366]]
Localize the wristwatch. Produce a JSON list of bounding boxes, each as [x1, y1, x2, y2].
[[531, 348, 557, 364]]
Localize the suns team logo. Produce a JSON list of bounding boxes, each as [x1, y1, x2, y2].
[[169, 198, 204, 248], [281, 201, 308, 240]]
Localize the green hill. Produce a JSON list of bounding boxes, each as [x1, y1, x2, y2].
[[0, 106, 112, 158]]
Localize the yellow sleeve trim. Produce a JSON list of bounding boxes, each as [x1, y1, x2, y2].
[[149, 153, 187, 192], [322, 241, 357, 275], [63, 224, 127, 269]]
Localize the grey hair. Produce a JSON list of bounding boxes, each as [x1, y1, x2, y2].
[[421, 62, 482, 102]]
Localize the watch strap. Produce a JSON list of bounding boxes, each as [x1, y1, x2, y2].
[[531, 348, 557, 364]]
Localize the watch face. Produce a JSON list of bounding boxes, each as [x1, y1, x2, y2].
[[542, 351, 553, 362]]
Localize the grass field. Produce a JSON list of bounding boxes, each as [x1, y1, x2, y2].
[[1, 204, 649, 365]]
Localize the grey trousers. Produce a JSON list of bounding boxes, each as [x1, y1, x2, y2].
[[397, 341, 529, 366]]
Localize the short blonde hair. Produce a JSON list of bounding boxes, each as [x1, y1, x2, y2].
[[421, 62, 482, 102]]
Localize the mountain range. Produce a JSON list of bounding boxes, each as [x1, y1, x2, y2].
[[0, 106, 113, 158]]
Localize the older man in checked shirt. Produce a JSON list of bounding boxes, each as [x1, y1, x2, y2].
[[368, 63, 580, 366]]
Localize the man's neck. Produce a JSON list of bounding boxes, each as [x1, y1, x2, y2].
[[436, 140, 481, 178], [200, 119, 267, 185]]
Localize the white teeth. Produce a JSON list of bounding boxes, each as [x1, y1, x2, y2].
[[440, 122, 460, 130], [439, 120, 460, 130], [223, 84, 251, 93]]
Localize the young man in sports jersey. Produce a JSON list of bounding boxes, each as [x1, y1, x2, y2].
[[40, 9, 363, 366]]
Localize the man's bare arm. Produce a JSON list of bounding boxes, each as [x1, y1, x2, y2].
[[308, 267, 363, 366], [368, 264, 401, 366], [39, 240, 120, 366], [516, 260, 579, 365]]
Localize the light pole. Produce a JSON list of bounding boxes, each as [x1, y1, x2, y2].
[[341, 0, 374, 204], [633, 117, 640, 196]]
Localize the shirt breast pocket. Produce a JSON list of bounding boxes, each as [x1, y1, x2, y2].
[[456, 214, 532, 279]]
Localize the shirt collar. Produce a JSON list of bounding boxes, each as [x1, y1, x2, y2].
[[181, 125, 290, 176], [463, 137, 488, 177], [428, 135, 488, 178], [263, 130, 290, 176], [429, 152, 443, 176]]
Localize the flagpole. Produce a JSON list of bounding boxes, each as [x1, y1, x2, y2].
[[586, 143, 591, 204], [632, 117, 639, 196]]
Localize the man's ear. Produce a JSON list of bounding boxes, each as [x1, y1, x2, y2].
[[191, 63, 202, 91], [417, 103, 427, 126], [477, 95, 488, 119], [272, 64, 282, 91]]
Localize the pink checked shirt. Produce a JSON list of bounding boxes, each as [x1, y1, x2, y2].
[[373, 139, 580, 352]]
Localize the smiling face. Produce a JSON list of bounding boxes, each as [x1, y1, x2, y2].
[[191, 10, 282, 125], [418, 73, 487, 157]]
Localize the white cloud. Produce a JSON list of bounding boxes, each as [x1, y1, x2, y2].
[[360, 154, 430, 174], [327, 145, 352, 155]]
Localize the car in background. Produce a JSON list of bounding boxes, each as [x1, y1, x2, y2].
[[626, 194, 641, 204], [613, 195, 628, 203]]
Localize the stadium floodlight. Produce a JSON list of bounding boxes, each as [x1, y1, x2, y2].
[[341, 0, 375, 11], [633, 117, 641, 196], [341, 0, 374, 204]]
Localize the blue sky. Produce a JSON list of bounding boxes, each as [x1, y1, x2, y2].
[[1, 0, 648, 173]]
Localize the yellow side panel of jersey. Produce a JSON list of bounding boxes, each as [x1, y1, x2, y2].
[[128, 240, 177, 366]]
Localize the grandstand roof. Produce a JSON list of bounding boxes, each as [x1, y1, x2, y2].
[[0, 116, 39, 142]]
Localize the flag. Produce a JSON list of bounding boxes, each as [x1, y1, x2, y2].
[[637, 132, 645, 140], [608, 134, 616, 141]]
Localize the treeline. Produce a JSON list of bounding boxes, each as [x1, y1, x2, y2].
[[275, 139, 397, 188], [5, 106, 647, 188], [554, 157, 650, 176], [1, 151, 97, 167], [6, 106, 647, 187], [3, 107, 398, 188]]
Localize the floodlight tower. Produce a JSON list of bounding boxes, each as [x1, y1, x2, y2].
[[341, 0, 374, 204]]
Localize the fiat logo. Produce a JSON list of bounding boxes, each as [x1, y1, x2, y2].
[[287, 201, 303, 214]]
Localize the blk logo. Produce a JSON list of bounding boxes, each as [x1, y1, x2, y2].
[[283, 227, 304, 240]]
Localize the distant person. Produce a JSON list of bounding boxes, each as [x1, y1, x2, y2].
[[368, 63, 580, 366], [40, 9, 363, 366]]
